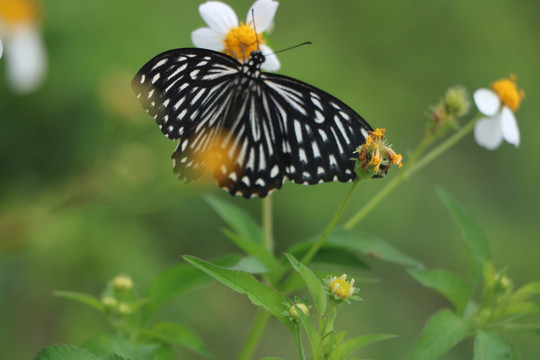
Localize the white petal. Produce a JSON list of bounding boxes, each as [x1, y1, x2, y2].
[[473, 88, 500, 117], [6, 26, 47, 93], [474, 115, 504, 150], [191, 27, 225, 51], [246, 0, 279, 32], [199, 1, 238, 35], [260, 44, 280, 72], [500, 106, 520, 147], [0, 39, 3, 58]]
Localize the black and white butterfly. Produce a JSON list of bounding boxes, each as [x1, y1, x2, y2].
[[132, 48, 373, 198]]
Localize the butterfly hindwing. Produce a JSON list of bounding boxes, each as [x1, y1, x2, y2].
[[261, 73, 373, 184]]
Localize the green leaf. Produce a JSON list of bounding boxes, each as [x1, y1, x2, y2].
[[327, 334, 396, 360], [34, 345, 100, 360], [259, 357, 285, 360], [408, 268, 471, 315], [473, 331, 519, 360], [232, 255, 271, 274], [223, 229, 280, 270], [82, 335, 158, 360], [183, 256, 294, 332], [150, 345, 176, 360], [326, 229, 424, 268], [143, 254, 240, 322], [437, 188, 490, 285], [142, 321, 212, 358], [409, 309, 472, 360], [206, 197, 279, 270], [511, 281, 540, 302], [205, 196, 264, 244], [53, 291, 104, 313], [285, 253, 327, 317], [502, 302, 540, 317], [295, 302, 322, 360], [288, 242, 369, 269]]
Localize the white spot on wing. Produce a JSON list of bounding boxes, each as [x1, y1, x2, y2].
[[270, 165, 279, 178], [151, 59, 168, 70]]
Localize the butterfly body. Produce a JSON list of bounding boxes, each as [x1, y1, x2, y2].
[[133, 48, 373, 198]]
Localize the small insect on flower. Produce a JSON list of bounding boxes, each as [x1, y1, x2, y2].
[[473, 75, 524, 150], [0, 0, 47, 93], [327, 274, 361, 302], [133, 2, 376, 198], [192, 0, 280, 72], [356, 128, 402, 178]]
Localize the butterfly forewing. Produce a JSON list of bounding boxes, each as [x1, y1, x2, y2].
[[132, 48, 374, 198]]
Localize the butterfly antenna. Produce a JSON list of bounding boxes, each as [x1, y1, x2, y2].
[[266, 42, 312, 56], [251, 8, 261, 52]]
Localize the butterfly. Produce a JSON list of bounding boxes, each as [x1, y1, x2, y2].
[[132, 48, 374, 198]]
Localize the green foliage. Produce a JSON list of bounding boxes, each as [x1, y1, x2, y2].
[[285, 253, 327, 317], [408, 268, 470, 315], [436, 188, 491, 285], [143, 254, 241, 321], [182, 255, 293, 332], [35, 345, 114, 360], [141, 322, 212, 358], [53, 291, 105, 313], [409, 309, 472, 360], [473, 331, 519, 360], [408, 190, 540, 359], [327, 334, 398, 360], [325, 229, 424, 269]]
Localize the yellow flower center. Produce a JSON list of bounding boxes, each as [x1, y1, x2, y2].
[[223, 22, 264, 61], [491, 75, 525, 112], [0, 0, 39, 26], [329, 274, 355, 299]]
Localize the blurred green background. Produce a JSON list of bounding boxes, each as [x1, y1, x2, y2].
[[1, 0, 539, 359]]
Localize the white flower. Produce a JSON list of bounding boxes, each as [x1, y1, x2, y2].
[[473, 76, 524, 150], [191, 0, 280, 72], [0, 0, 47, 93]]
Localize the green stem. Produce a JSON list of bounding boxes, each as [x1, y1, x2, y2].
[[344, 114, 480, 230], [407, 115, 478, 177], [238, 198, 275, 360], [300, 180, 360, 266], [262, 196, 274, 254], [237, 310, 271, 360], [278, 181, 360, 293]]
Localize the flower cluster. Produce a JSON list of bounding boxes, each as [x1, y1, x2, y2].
[[192, 0, 280, 72], [101, 274, 137, 317], [326, 274, 361, 303], [428, 86, 470, 137], [356, 128, 403, 178], [473, 75, 524, 150]]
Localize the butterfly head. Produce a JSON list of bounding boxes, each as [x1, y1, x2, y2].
[[241, 51, 265, 77]]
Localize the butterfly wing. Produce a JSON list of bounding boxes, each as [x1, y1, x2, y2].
[[260, 72, 373, 185], [132, 48, 286, 198]]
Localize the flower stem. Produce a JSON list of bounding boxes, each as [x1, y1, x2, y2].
[[300, 180, 360, 265], [262, 196, 274, 254], [344, 114, 479, 230], [277, 181, 360, 294], [407, 114, 479, 177], [237, 310, 271, 360]]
